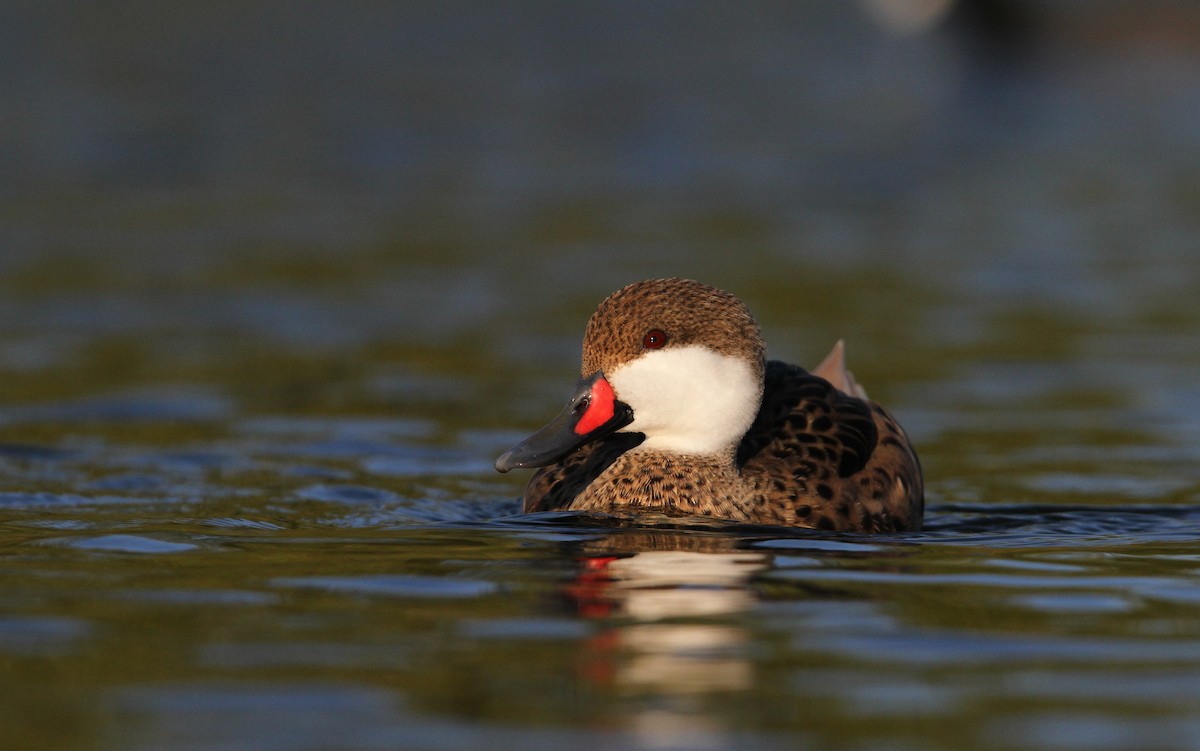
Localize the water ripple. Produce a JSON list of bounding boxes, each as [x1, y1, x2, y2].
[[47, 534, 199, 554], [271, 574, 497, 599]]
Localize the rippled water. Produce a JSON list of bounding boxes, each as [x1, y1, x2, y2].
[[5, 3, 1200, 750]]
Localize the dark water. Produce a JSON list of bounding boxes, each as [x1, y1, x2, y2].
[[5, 2, 1200, 750]]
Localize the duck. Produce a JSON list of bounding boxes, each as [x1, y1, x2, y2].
[[495, 278, 923, 532]]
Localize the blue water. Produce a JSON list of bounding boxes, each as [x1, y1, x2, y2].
[[5, 2, 1200, 750]]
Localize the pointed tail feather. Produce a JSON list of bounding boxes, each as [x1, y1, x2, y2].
[[812, 340, 869, 400]]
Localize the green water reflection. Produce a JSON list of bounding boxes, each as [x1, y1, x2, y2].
[[6, 517, 1200, 751], [5, 2, 1200, 750]]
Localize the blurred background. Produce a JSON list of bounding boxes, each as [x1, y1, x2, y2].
[[1, 0, 1199, 502], [6, 4, 1200, 750]]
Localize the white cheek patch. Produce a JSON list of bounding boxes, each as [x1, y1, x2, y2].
[[608, 345, 762, 455]]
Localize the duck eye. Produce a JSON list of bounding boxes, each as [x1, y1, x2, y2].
[[642, 329, 668, 349]]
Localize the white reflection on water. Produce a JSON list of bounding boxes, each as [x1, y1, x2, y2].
[[565, 543, 768, 747], [617, 624, 753, 694], [601, 550, 766, 620]]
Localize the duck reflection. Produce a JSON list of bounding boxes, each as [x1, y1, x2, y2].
[[562, 529, 768, 740], [566, 537, 766, 619]]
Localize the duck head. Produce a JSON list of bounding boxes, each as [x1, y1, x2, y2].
[[495, 278, 766, 472]]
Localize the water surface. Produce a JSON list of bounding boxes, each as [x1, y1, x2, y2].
[[4, 3, 1200, 750]]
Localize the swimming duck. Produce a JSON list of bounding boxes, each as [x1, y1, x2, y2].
[[495, 278, 923, 532]]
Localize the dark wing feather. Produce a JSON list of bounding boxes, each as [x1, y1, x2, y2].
[[738, 361, 876, 475], [738, 360, 922, 531], [522, 432, 645, 513]]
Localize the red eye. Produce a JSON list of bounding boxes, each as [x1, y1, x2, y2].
[[642, 329, 668, 349]]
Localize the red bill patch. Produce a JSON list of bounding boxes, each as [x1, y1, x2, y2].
[[574, 376, 616, 435]]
